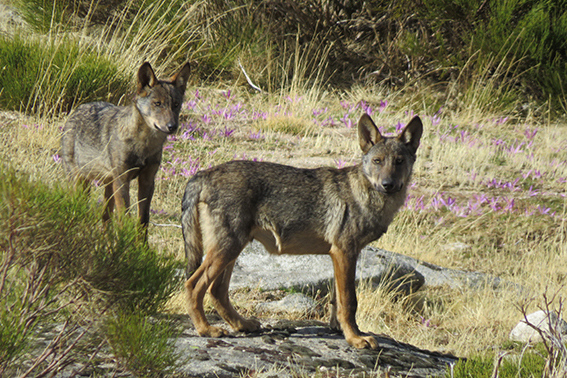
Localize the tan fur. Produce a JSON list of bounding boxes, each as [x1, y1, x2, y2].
[[181, 113, 423, 349]]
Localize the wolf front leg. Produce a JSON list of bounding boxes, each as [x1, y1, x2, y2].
[[111, 173, 131, 217], [329, 245, 378, 349], [138, 164, 160, 228], [102, 181, 116, 222]]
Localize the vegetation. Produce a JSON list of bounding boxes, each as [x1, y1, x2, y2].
[[0, 166, 182, 376], [0, 33, 129, 115], [1, 0, 567, 376]]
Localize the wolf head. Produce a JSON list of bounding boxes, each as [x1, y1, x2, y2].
[[135, 62, 191, 134], [358, 113, 423, 194]]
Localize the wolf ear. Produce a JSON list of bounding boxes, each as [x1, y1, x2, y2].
[[137, 62, 158, 94], [398, 116, 423, 154], [170, 62, 191, 92], [358, 114, 383, 154]]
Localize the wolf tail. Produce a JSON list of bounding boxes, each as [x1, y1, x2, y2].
[[181, 176, 204, 279]]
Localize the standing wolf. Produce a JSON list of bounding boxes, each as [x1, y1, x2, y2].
[[61, 62, 190, 228], [181, 113, 423, 349]]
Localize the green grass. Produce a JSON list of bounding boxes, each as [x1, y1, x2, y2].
[[449, 346, 547, 378], [0, 33, 129, 115], [106, 313, 182, 377]]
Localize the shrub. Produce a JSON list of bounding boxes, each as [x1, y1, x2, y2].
[[0, 165, 182, 376], [0, 34, 129, 115], [106, 313, 181, 377]]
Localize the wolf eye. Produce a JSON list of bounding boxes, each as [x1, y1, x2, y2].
[[154, 101, 161, 107], [173, 102, 179, 108], [395, 158, 404, 165], [373, 158, 381, 165]]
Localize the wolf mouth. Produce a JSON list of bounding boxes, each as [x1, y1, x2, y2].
[[154, 123, 170, 134]]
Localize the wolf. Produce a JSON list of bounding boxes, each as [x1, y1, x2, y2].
[[61, 61, 190, 229], [181, 113, 422, 349]]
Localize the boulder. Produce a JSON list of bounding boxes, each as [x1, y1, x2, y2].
[[230, 241, 508, 296], [255, 293, 318, 315], [510, 310, 567, 344]]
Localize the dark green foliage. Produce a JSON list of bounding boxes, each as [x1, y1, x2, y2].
[[0, 34, 130, 114], [0, 165, 182, 314], [6, 0, 567, 113], [195, 0, 567, 113], [449, 354, 494, 378]]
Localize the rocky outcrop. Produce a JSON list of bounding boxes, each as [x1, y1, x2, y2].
[[174, 319, 459, 378], [173, 243, 479, 377], [231, 241, 508, 297]]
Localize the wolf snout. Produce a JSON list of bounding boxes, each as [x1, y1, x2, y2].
[[155, 122, 178, 134], [166, 122, 178, 133], [379, 178, 402, 193]]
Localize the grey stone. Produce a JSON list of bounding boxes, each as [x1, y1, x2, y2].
[[174, 319, 460, 378], [230, 242, 507, 296], [256, 293, 318, 315], [510, 310, 567, 344], [231, 241, 424, 296], [373, 247, 508, 290]]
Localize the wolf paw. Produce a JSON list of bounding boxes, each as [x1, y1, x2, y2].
[[347, 334, 378, 349], [235, 317, 262, 333], [199, 326, 230, 338]]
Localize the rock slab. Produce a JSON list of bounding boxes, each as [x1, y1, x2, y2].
[[231, 242, 506, 295], [174, 320, 459, 378]]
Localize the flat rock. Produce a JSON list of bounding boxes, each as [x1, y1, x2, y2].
[[255, 293, 318, 315], [231, 242, 506, 296], [174, 319, 459, 378]]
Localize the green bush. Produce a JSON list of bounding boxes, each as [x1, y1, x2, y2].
[[191, 0, 567, 113], [7, 0, 567, 114], [106, 313, 181, 377], [0, 34, 129, 115], [0, 165, 182, 375]]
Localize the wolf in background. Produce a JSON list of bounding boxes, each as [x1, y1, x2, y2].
[[181, 113, 423, 349], [61, 61, 190, 230]]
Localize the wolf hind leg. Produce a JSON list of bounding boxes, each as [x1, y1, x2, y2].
[[209, 260, 261, 333], [185, 242, 243, 337]]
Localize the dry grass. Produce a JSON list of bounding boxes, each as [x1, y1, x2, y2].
[[3, 78, 566, 361]]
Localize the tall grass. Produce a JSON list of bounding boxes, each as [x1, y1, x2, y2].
[[2, 0, 202, 116], [0, 33, 129, 115]]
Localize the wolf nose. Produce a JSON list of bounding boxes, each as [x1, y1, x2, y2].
[[166, 123, 178, 133], [381, 179, 396, 192]]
